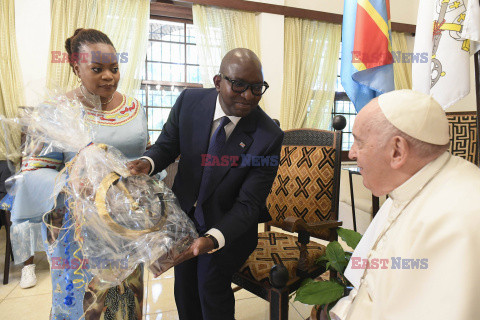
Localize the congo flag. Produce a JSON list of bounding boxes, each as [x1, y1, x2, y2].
[[341, 0, 395, 112]]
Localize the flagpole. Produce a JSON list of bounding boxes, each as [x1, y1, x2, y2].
[[475, 51, 480, 167]]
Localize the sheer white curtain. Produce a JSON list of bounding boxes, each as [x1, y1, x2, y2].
[[47, 0, 149, 97], [192, 4, 260, 88], [0, 0, 24, 163], [281, 18, 341, 130], [392, 32, 413, 90]]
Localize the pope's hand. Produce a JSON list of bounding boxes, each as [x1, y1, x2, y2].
[[127, 159, 151, 175], [319, 305, 329, 320]]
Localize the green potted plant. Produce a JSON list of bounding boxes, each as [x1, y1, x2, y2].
[[294, 227, 362, 320]]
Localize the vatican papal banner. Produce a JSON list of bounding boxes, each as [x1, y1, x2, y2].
[[413, 0, 480, 109]]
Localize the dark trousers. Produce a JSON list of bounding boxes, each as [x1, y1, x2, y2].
[[174, 253, 235, 320]]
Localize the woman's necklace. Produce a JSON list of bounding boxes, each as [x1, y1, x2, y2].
[[101, 93, 115, 105], [80, 85, 114, 107]]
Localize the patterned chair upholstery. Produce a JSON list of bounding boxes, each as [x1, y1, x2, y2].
[[232, 126, 344, 320], [446, 112, 478, 165]]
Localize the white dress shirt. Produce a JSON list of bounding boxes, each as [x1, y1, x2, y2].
[[142, 96, 241, 250]]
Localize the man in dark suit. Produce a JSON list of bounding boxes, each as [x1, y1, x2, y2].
[[128, 48, 284, 320]]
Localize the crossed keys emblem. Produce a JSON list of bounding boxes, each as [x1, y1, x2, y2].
[[431, 0, 470, 88]]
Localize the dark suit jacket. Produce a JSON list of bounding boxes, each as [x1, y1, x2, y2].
[[144, 88, 283, 269]]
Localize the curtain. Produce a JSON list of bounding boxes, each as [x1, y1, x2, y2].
[[392, 32, 413, 90], [0, 0, 25, 163], [192, 4, 261, 88], [281, 18, 341, 130], [47, 0, 149, 97]]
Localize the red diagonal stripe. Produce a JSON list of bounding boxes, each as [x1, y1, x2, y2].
[[353, 3, 392, 69]]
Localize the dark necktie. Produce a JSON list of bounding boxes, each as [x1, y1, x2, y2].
[[194, 116, 231, 231]]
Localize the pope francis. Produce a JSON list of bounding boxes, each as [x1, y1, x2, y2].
[[330, 90, 480, 320]]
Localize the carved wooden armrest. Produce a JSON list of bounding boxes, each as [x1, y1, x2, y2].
[[283, 216, 342, 234], [283, 217, 342, 277]]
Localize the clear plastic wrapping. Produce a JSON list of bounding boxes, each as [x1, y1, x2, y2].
[[1, 92, 198, 288]]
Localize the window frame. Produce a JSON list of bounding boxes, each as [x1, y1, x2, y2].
[[139, 16, 203, 142], [332, 61, 357, 161]]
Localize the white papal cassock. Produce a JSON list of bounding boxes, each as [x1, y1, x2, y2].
[[331, 152, 480, 320]]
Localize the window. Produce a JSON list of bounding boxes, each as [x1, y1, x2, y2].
[[136, 19, 202, 142], [332, 47, 356, 159]]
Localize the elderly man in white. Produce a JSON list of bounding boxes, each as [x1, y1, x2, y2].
[[330, 90, 480, 320]]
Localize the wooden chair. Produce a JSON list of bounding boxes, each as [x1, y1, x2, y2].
[[232, 117, 346, 320], [0, 209, 13, 284], [1, 160, 14, 284]]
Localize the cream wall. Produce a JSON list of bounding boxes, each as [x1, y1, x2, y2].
[[284, 0, 343, 15], [446, 55, 477, 112], [257, 12, 284, 119], [285, 0, 420, 25]]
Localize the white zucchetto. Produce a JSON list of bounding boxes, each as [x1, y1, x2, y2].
[[378, 90, 450, 145]]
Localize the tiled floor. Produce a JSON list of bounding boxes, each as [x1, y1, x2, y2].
[[0, 227, 315, 320]]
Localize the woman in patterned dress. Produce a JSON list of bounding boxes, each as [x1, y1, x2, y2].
[[11, 28, 149, 319]]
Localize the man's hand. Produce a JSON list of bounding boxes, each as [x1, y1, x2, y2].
[[127, 158, 151, 175], [149, 236, 216, 277], [172, 236, 215, 265]]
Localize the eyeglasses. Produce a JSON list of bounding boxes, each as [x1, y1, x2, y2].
[[219, 74, 269, 96]]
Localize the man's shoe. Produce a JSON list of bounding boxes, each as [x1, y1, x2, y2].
[[20, 264, 37, 289]]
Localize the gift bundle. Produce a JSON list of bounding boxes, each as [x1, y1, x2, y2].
[[0, 92, 197, 289]]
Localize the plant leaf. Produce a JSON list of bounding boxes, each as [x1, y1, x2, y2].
[[316, 255, 329, 262], [300, 278, 315, 286], [337, 227, 362, 250], [294, 280, 345, 305], [325, 241, 348, 274]]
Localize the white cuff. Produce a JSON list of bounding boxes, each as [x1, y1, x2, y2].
[[140, 156, 155, 175], [205, 228, 225, 250]]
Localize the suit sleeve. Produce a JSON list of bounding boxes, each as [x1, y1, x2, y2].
[[214, 129, 284, 245], [143, 90, 185, 175]]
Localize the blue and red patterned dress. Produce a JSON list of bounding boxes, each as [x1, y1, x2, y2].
[[6, 94, 151, 319]]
